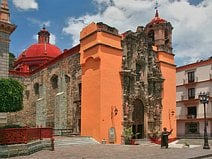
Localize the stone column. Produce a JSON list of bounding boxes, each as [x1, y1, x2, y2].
[[36, 84, 47, 127], [54, 72, 67, 135]]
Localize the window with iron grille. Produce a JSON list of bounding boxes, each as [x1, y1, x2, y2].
[[188, 71, 195, 83], [185, 122, 199, 134], [187, 106, 196, 119], [188, 88, 195, 99]]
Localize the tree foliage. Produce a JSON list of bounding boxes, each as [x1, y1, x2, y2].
[[0, 78, 24, 112], [9, 52, 16, 70]]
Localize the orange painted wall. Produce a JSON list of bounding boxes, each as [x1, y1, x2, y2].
[[158, 51, 177, 139], [81, 53, 101, 140], [80, 22, 123, 144]]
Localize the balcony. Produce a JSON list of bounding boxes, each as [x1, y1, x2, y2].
[[179, 95, 199, 105], [188, 95, 195, 99], [187, 114, 196, 119], [176, 115, 187, 120], [179, 91, 212, 102], [183, 77, 198, 84], [176, 115, 197, 120]]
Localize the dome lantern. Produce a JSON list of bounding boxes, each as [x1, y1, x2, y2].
[[38, 25, 50, 44]]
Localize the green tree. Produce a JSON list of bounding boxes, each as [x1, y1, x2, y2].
[[0, 78, 24, 112], [9, 52, 16, 70]]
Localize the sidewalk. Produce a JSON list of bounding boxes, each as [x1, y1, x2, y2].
[[10, 137, 212, 159]]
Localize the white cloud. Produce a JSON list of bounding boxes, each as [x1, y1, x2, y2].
[[50, 34, 56, 45], [27, 18, 51, 28], [12, 0, 38, 10], [32, 34, 37, 42], [164, 0, 212, 65], [63, 15, 101, 45], [62, 0, 212, 66]]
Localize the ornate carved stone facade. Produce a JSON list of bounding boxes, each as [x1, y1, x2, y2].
[[7, 19, 173, 139], [121, 26, 163, 137]]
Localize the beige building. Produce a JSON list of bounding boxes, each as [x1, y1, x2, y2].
[[176, 58, 212, 138]]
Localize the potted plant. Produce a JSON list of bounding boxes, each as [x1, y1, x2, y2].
[[148, 130, 161, 144], [123, 127, 141, 145], [123, 127, 133, 145]]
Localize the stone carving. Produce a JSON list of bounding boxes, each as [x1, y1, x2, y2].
[[97, 22, 119, 35], [121, 27, 163, 137]]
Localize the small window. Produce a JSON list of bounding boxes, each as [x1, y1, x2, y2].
[[185, 122, 199, 134], [51, 74, 58, 89], [165, 29, 168, 39], [188, 71, 195, 83], [187, 106, 196, 118], [34, 83, 39, 95], [188, 88, 195, 99], [165, 29, 169, 45], [148, 30, 154, 44], [78, 83, 82, 98]]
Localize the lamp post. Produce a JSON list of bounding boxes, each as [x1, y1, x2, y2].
[[199, 92, 210, 149]]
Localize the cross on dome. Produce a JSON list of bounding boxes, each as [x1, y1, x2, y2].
[[154, 0, 159, 17]]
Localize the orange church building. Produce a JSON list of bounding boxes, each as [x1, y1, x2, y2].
[[1, 0, 176, 144], [79, 10, 176, 143]]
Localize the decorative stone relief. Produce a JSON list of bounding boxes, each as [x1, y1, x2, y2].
[[121, 26, 163, 137]]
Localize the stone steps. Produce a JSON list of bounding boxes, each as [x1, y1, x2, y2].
[[54, 136, 99, 146]]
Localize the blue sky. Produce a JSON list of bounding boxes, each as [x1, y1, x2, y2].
[[8, 0, 212, 66]]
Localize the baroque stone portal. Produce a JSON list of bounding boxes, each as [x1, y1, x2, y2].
[[121, 26, 164, 138]]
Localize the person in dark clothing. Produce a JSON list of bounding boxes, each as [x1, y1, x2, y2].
[[161, 127, 173, 148]]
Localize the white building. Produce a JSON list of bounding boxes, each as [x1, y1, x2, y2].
[[176, 57, 212, 138]]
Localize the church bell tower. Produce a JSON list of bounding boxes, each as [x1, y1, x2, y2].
[[145, 6, 173, 53], [0, 0, 16, 78], [145, 2, 176, 139]]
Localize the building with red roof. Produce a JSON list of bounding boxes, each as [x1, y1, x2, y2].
[[1, 0, 179, 144], [13, 27, 62, 73]]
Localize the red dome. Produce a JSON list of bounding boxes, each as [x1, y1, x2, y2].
[[149, 16, 166, 25], [14, 43, 61, 72], [19, 43, 61, 59], [147, 10, 167, 26], [17, 27, 61, 61], [13, 27, 62, 73]]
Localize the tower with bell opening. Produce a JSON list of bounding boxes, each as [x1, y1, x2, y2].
[[0, 0, 16, 78]]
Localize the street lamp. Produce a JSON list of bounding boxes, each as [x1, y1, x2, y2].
[[199, 92, 210, 149]]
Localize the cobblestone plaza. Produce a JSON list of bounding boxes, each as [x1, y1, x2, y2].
[[10, 137, 212, 159]]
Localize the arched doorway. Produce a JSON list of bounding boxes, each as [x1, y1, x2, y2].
[[132, 99, 144, 139]]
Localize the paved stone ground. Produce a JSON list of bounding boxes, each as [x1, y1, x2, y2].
[[176, 139, 212, 146], [10, 137, 212, 159]]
